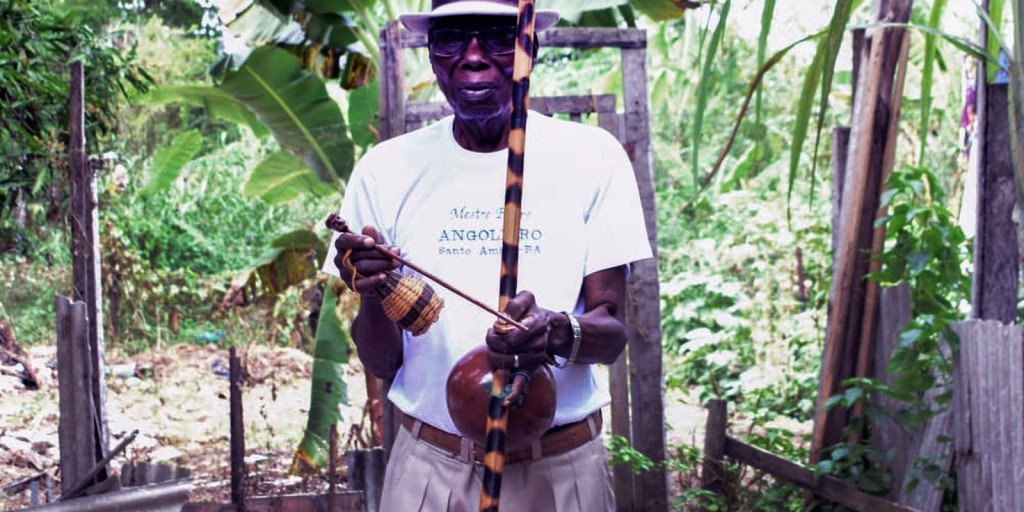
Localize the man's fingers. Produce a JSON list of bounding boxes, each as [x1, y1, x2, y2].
[[503, 291, 537, 320], [354, 272, 389, 294], [361, 225, 385, 245]]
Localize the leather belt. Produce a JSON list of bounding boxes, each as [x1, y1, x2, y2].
[[402, 411, 602, 464]]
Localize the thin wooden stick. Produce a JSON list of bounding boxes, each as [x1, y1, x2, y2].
[[326, 214, 527, 331], [59, 429, 138, 501]]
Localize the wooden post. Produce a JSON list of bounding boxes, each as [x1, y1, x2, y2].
[[377, 22, 407, 462], [831, 126, 851, 266], [56, 296, 100, 496], [700, 400, 727, 497], [69, 59, 110, 474], [971, 81, 1017, 322], [346, 448, 385, 512], [229, 347, 246, 508], [379, 22, 407, 142], [622, 32, 668, 512], [849, 28, 911, 444], [609, 352, 633, 511]]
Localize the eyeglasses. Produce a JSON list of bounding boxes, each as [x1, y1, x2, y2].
[[428, 27, 518, 57]]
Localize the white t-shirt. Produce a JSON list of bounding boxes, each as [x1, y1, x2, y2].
[[323, 112, 652, 434]]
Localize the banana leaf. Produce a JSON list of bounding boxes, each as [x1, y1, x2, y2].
[[141, 130, 203, 196], [917, 0, 949, 165], [244, 150, 339, 205], [291, 277, 351, 475], [227, 0, 360, 50], [629, 0, 694, 21], [219, 46, 355, 184], [243, 229, 328, 297], [787, 0, 863, 209], [348, 78, 380, 149], [546, 0, 690, 25], [691, 0, 731, 184], [145, 85, 270, 137], [545, 0, 626, 23]]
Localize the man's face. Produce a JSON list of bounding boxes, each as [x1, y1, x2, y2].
[[428, 15, 517, 123]]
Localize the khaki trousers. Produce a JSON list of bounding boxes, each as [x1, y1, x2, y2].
[[380, 422, 615, 512]]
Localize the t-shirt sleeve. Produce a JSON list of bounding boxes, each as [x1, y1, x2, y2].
[[583, 132, 653, 276], [321, 155, 391, 277]]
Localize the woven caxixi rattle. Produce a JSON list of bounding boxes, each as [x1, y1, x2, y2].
[[325, 214, 525, 336]]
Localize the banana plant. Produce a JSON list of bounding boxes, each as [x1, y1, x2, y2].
[[290, 277, 352, 475]]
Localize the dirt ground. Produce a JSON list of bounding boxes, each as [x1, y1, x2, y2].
[[1, 342, 712, 510]]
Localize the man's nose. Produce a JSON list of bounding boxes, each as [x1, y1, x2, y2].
[[460, 36, 489, 67]]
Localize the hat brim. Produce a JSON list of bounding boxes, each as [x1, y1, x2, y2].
[[400, 2, 560, 34]]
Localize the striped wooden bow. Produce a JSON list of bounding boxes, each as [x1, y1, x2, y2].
[[479, 1, 538, 510]]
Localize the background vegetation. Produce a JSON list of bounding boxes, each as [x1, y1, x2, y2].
[[0, 0, 997, 509]]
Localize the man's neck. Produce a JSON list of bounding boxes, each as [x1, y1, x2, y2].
[[452, 115, 511, 153]]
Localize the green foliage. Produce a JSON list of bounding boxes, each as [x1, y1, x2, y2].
[[607, 434, 657, 475], [918, 0, 950, 166], [691, 0, 731, 183], [661, 186, 830, 419], [141, 129, 204, 196], [869, 165, 969, 405], [0, 0, 150, 238], [243, 150, 338, 204], [96, 134, 337, 351]]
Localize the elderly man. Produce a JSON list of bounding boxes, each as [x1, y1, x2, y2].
[[324, 1, 651, 509]]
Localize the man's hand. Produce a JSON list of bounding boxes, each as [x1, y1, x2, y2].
[[485, 291, 555, 376], [332, 225, 400, 295]]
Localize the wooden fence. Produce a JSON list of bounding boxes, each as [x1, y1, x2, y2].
[[952, 320, 1024, 512], [700, 399, 919, 512]]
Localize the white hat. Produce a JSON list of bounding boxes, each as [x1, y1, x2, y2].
[[400, 0, 560, 35]]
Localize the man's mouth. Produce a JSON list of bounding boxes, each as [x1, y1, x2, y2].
[[459, 83, 497, 100]]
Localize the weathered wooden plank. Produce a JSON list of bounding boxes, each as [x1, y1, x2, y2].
[[182, 493, 365, 512], [347, 448, 385, 512], [831, 126, 850, 270], [68, 60, 109, 466], [1010, 329, 1024, 509], [872, 285, 952, 512], [724, 437, 920, 512], [952, 320, 1024, 512], [952, 321, 983, 511], [229, 347, 245, 507], [379, 22, 407, 142], [621, 36, 667, 512], [377, 23, 407, 461], [872, 285, 914, 496], [597, 111, 623, 142], [608, 352, 633, 511], [700, 400, 727, 495], [971, 84, 1017, 322], [56, 295, 99, 496], [406, 94, 618, 124], [852, 33, 911, 445], [400, 27, 647, 49], [852, 29, 865, 109]]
